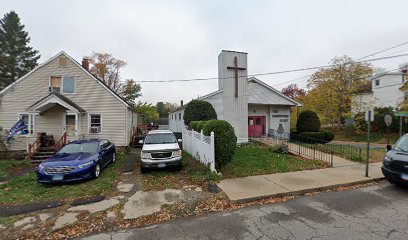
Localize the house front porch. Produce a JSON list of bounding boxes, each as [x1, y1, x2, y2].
[[9, 93, 89, 161]]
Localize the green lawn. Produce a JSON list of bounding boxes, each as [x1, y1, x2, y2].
[[351, 148, 386, 163], [140, 151, 219, 191], [0, 151, 126, 206], [333, 130, 399, 144], [0, 159, 31, 179], [220, 145, 329, 178], [297, 142, 386, 163]]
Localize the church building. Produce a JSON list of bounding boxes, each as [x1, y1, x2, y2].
[[169, 50, 301, 143]]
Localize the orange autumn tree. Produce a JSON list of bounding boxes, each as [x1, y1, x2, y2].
[[307, 55, 372, 131]]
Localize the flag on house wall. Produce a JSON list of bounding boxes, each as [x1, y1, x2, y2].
[[6, 119, 27, 143]]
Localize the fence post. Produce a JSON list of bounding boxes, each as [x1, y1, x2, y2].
[[331, 150, 334, 167], [313, 145, 316, 160], [359, 147, 362, 161], [210, 131, 215, 172], [298, 142, 301, 155]]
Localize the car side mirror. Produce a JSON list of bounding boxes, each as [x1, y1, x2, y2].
[[386, 144, 392, 152], [178, 139, 182, 143], [138, 140, 144, 144]]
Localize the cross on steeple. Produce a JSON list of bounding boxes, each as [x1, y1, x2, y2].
[[227, 56, 246, 97]]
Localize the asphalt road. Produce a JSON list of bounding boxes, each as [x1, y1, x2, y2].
[[81, 181, 408, 240]]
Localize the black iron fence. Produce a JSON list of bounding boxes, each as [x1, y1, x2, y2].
[[248, 129, 363, 165]]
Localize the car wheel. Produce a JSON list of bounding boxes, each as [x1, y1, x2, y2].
[[93, 163, 101, 179], [385, 177, 397, 185], [112, 153, 116, 163], [175, 163, 182, 171], [140, 167, 148, 174]]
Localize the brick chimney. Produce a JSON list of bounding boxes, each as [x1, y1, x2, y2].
[[180, 100, 184, 106], [82, 57, 90, 71]]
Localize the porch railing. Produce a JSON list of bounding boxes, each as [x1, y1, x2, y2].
[[28, 132, 41, 160], [55, 132, 67, 152]]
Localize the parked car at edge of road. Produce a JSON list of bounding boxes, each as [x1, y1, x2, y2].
[[140, 130, 182, 173], [37, 139, 116, 184], [382, 134, 408, 185]]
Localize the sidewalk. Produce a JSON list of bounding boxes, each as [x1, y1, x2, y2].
[[217, 161, 384, 203]]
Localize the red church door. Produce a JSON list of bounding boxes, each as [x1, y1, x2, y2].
[[248, 116, 266, 137]]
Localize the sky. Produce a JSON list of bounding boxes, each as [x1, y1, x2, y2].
[[2, 0, 408, 106]]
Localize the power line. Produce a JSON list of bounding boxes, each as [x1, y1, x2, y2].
[[357, 41, 408, 60], [137, 52, 408, 83], [186, 67, 406, 101], [272, 41, 408, 88]]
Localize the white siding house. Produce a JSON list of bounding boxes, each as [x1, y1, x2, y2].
[[0, 51, 137, 154], [351, 72, 406, 113], [169, 50, 301, 142]]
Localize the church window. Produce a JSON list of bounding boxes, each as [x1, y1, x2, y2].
[[256, 118, 262, 125]]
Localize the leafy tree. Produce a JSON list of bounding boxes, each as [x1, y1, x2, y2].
[[88, 52, 141, 102], [281, 84, 306, 99], [156, 102, 165, 118], [88, 52, 125, 91], [308, 55, 372, 131], [164, 102, 178, 115], [122, 79, 141, 105], [183, 100, 217, 126], [156, 102, 178, 118], [134, 101, 159, 123], [0, 11, 40, 90], [296, 86, 337, 126]]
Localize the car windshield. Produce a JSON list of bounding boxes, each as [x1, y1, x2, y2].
[[144, 133, 177, 144], [58, 142, 99, 154], [393, 135, 408, 152]]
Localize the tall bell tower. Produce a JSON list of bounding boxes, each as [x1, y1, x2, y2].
[[218, 50, 248, 142]]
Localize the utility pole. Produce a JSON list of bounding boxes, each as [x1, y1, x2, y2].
[[366, 116, 370, 177], [365, 109, 374, 177]]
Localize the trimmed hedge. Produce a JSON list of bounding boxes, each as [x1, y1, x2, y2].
[[296, 110, 321, 133], [197, 121, 206, 132], [189, 121, 198, 131], [300, 132, 326, 143], [183, 100, 217, 126], [202, 120, 237, 169], [190, 120, 207, 132], [320, 130, 334, 141], [298, 130, 334, 143]]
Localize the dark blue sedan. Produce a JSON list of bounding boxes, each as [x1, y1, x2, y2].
[[37, 139, 116, 184]]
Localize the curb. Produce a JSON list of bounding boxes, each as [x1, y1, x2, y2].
[[0, 195, 105, 217], [226, 177, 386, 204]]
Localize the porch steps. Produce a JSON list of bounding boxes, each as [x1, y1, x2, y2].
[[31, 147, 56, 162]]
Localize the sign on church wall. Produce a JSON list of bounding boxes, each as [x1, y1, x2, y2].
[[270, 110, 290, 134]]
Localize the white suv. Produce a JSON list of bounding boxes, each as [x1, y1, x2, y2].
[[140, 130, 182, 173]]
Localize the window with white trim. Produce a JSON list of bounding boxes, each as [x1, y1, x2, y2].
[[18, 114, 35, 135], [89, 114, 102, 134], [49, 76, 75, 93]]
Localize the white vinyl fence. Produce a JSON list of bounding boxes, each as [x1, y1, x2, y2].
[[182, 129, 216, 172]]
